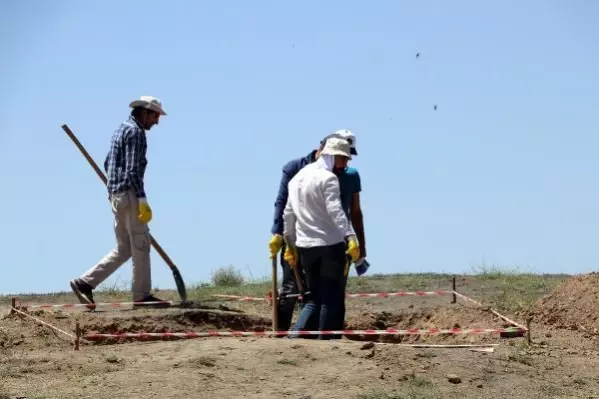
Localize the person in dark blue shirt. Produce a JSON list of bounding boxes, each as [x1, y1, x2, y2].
[[268, 130, 367, 331]]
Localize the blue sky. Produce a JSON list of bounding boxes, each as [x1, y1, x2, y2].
[[1, 0, 598, 295]]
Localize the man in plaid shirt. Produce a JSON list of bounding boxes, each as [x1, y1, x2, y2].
[[69, 96, 168, 308]]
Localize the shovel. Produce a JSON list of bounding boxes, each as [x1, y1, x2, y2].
[[61, 124, 188, 303]]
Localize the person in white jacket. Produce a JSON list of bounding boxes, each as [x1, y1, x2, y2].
[[282, 137, 360, 338]]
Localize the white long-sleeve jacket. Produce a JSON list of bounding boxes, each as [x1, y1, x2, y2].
[[283, 157, 355, 248]]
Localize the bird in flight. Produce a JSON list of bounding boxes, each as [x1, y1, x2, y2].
[[416, 52, 420, 59], [434, 105, 437, 111]]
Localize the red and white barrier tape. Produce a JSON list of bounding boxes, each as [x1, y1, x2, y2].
[[214, 290, 451, 302], [18, 300, 178, 310], [14, 290, 451, 309], [84, 326, 524, 340]]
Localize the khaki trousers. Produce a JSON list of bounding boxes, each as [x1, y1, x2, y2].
[[81, 189, 152, 301]]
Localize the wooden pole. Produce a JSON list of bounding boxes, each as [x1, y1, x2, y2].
[[10, 297, 16, 314], [271, 257, 279, 332], [526, 318, 531, 345], [75, 322, 81, 351], [451, 276, 456, 304]]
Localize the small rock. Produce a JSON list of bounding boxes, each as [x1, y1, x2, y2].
[[345, 351, 352, 355], [477, 383, 483, 388], [360, 342, 375, 350], [364, 349, 375, 359], [446, 374, 461, 384], [379, 373, 385, 380], [545, 333, 552, 337]]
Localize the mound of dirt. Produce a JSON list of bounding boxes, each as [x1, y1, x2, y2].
[[527, 273, 599, 332]]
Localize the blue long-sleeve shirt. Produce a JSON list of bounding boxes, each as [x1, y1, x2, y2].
[[103, 116, 148, 198], [271, 150, 317, 235]]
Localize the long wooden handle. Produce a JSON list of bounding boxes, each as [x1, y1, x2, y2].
[[61, 124, 179, 272], [271, 256, 279, 331]]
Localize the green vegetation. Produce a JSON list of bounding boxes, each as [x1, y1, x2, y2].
[[0, 265, 572, 317]]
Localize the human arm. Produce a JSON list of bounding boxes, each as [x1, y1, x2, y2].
[[123, 129, 147, 198], [282, 195, 299, 267], [271, 162, 297, 235], [282, 196, 297, 249], [322, 174, 355, 240], [350, 193, 366, 258], [350, 184, 366, 257]]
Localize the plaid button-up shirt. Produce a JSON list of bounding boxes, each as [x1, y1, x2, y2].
[[103, 116, 148, 198]]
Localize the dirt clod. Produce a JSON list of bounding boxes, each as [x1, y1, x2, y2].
[[447, 374, 461, 384], [360, 342, 375, 350]]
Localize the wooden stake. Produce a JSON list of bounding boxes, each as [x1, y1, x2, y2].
[[451, 276, 456, 304], [75, 322, 81, 351], [526, 318, 532, 345], [10, 297, 16, 314], [271, 257, 279, 332]]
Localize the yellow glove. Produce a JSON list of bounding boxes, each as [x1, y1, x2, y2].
[[284, 246, 298, 268], [268, 234, 284, 259], [346, 236, 360, 264], [137, 198, 152, 224]]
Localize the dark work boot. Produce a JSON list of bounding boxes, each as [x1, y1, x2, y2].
[[70, 278, 95, 307]]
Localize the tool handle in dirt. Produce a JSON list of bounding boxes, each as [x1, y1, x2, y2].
[[61, 123, 187, 302], [271, 256, 279, 331], [291, 261, 306, 294]]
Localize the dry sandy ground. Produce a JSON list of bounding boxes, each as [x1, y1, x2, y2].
[[2, 278, 599, 399]]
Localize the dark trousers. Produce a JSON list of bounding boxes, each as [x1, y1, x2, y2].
[[276, 242, 304, 331], [291, 242, 346, 340]]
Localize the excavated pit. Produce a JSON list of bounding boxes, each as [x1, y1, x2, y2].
[[66, 302, 520, 345]]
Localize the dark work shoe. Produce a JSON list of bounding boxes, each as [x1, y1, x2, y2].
[[132, 295, 172, 309], [70, 279, 95, 306]]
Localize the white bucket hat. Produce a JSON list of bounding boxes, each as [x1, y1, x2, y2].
[[129, 95, 167, 116], [322, 129, 357, 155], [320, 137, 352, 159]]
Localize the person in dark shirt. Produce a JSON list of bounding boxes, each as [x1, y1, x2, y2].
[[69, 96, 169, 308]]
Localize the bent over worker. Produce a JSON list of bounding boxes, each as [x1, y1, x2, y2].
[[282, 138, 360, 339], [268, 140, 323, 330], [69, 96, 168, 307], [318, 129, 368, 336]]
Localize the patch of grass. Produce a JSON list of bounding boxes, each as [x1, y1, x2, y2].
[[410, 376, 433, 388], [96, 276, 130, 296], [187, 356, 217, 368], [104, 354, 122, 364], [211, 265, 245, 287], [276, 358, 298, 366], [507, 353, 534, 367], [416, 350, 437, 358], [572, 377, 588, 386], [467, 264, 570, 313]]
